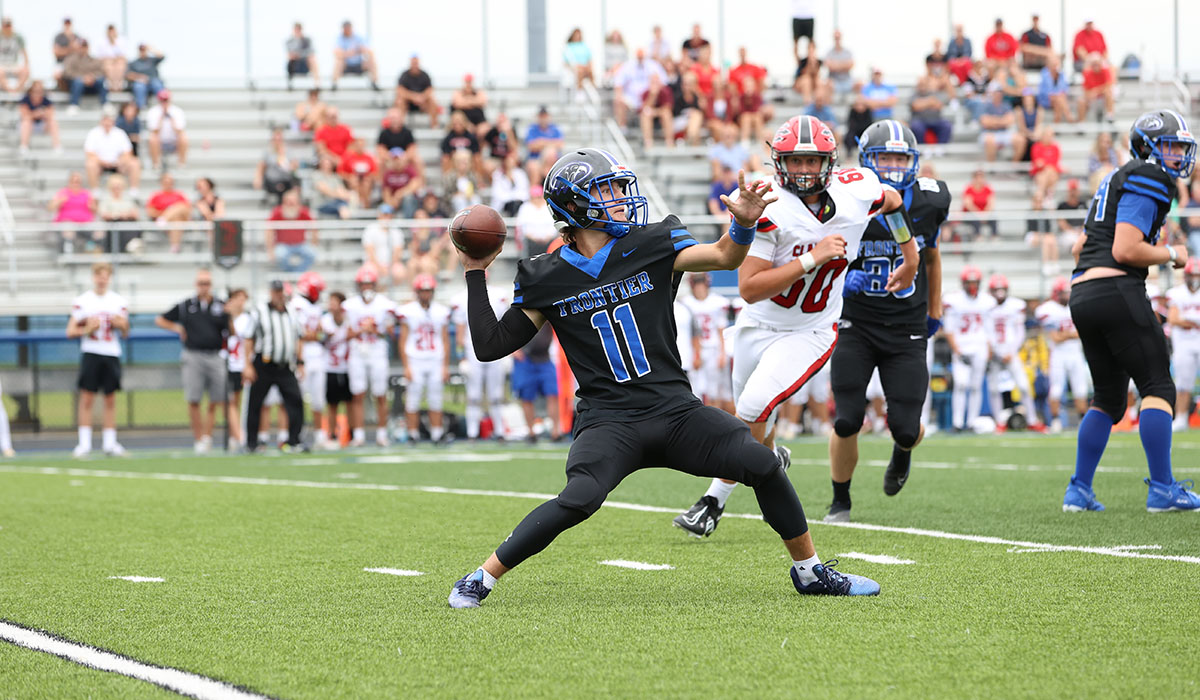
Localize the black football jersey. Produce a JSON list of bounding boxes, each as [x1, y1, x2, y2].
[[1077, 159, 1177, 281], [841, 177, 951, 331], [511, 216, 701, 427]]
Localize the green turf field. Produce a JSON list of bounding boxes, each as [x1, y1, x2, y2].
[[2, 432, 1199, 699]]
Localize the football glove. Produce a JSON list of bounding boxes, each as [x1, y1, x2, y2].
[[842, 270, 868, 297], [926, 315, 942, 337]]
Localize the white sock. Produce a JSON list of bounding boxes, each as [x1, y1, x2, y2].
[[277, 429, 288, 444], [0, 398, 12, 452], [704, 479, 738, 508], [376, 427, 388, 442], [78, 425, 93, 449], [477, 567, 497, 590], [793, 554, 822, 584], [315, 429, 328, 443], [465, 405, 481, 438], [353, 428, 365, 442], [102, 428, 116, 451], [258, 431, 269, 444], [430, 426, 444, 441]]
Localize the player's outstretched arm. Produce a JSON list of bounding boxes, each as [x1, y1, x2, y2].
[[675, 171, 778, 272], [879, 189, 920, 292], [462, 270, 543, 362]]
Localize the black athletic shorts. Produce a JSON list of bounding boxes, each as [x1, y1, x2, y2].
[[462, 107, 486, 125], [1069, 275, 1174, 416], [287, 58, 310, 77], [78, 352, 122, 394], [831, 319, 928, 437], [228, 371, 243, 393], [793, 18, 814, 42], [326, 372, 352, 406]]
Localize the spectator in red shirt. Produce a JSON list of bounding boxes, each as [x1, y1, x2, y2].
[[337, 138, 378, 207], [689, 45, 719, 100], [962, 169, 997, 239], [380, 147, 424, 216], [1077, 53, 1115, 122], [984, 19, 1017, 67], [1030, 125, 1063, 201], [267, 188, 316, 272], [314, 107, 353, 165], [1072, 20, 1107, 72], [737, 72, 771, 143], [639, 71, 675, 150], [728, 47, 767, 95], [146, 173, 191, 253]]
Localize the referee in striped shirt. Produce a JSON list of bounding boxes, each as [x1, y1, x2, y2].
[[242, 280, 305, 451]]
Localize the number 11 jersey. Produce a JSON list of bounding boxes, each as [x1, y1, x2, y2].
[[510, 216, 699, 427], [736, 166, 887, 332]]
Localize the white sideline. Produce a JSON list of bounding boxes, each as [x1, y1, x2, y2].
[[108, 576, 165, 582], [600, 560, 674, 570], [0, 620, 273, 700], [836, 552, 916, 565], [4, 465, 1200, 566], [364, 567, 424, 576]]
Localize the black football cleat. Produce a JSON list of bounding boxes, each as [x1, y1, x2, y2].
[[883, 445, 912, 496], [824, 500, 851, 523], [775, 444, 792, 472], [673, 495, 723, 537]]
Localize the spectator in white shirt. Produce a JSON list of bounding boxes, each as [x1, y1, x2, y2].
[[490, 152, 530, 216], [0, 16, 30, 94], [94, 24, 134, 91], [145, 89, 188, 169], [362, 204, 406, 287], [612, 48, 667, 127], [648, 25, 671, 64], [84, 107, 141, 190], [515, 185, 557, 256]]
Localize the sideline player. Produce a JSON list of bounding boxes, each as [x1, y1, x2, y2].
[[675, 115, 919, 536], [396, 274, 452, 443], [452, 277, 511, 440], [289, 271, 329, 447], [223, 288, 250, 450], [985, 274, 1039, 430], [1036, 277, 1089, 432], [343, 266, 395, 447], [942, 266, 995, 432], [682, 273, 732, 412], [321, 291, 355, 446], [824, 120, 948, 522], [0, 377, 14, 457], [1165, 260, 1200, 431], [67, 262, 130, 458], [448, 148, 882, 607], [1064, 109, 1200, 512]]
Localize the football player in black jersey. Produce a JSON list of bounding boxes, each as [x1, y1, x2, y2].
[[1065, 109, 1200, 513], [447, 148, 882, 607], [823, 120, 950, 522]]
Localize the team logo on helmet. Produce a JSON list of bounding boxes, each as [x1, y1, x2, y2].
[[555, 161, 593, 184], [772, 125, 793, 144], [1139, 114, 1165, 131]]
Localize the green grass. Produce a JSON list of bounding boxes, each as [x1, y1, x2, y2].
[[2, 432, 1200, 698]]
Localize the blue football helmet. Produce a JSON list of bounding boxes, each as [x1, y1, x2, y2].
[[1130, 109, 1196, 179], [544, 148, 648, 238], [858, 120, 921, 190]]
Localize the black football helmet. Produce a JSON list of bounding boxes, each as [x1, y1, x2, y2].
[[1130, 109, 1196, 179], [858, 120, 921, 189], [543, 148, 648, 237]]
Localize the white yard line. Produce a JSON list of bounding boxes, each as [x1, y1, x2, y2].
[[600, 560, 674, 570], [108, 576, 164, 583], [836, 552, 916, 565], [4, 465, 1200, 566], [363, 567, 424, 577], [0, 620, 274, 700]]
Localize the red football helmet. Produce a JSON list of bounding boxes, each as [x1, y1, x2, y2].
[[770, 115, 838, 197], [1051, 276, 1070, 303], [355, 266, 378, 286], [413, 274, 437, 292], [1184, 258, 1200, 277], [987, 273, 1008, 291], [296, 271, 325, 302]]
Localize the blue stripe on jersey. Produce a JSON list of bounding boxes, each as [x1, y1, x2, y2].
[[559, 236, 618, 280], [513, 295, 524, 304], [1124, 184, 1171, 204], [673, 239, 698, 251], [513, 282, 521, 290], [1116, 190, 1161, 236], [1127, 174, 1170, 193], [670, 229, 691, 238]]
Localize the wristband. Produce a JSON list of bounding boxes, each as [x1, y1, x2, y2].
[[798, 252, 816, 273], [1168, 246, 1178, 263], [728, 220, 756, 246], [883, 208, 913, 244]]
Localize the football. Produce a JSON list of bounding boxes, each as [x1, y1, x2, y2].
[[449, 205, 508, 259]]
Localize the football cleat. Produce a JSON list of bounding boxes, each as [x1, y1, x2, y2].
[[673, 495, 723, 537], [791, 560, 880, 596], [448, 570, 492, 608], [824, 500, 851, 523], [1145, 478, 1200, 513], [775, 444, 791, 472], [883, 450, 911, 497], [104, 443, 127, 457], [1062, 478, 1105, 512], [72, 445, 90, 459]]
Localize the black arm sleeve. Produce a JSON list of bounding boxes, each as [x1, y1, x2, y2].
[[466, 269, 539, 362]]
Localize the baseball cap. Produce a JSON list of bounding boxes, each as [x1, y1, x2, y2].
[[1067, 178, 1080, 190], [156, 89, 171, 101], [463, 73, 474, 83], [269, 280, 285, 291]]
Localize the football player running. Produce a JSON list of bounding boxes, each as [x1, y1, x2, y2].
[[1065, 109, 1200, 512], [448, 147, 883, 608], [674, 115, 919, 536], [824, 120, 948, 523], [942, 266, 996, 432], [1166, 260, 1200, 431]]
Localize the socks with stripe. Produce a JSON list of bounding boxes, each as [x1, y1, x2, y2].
[[1139, 407, 1174, 485], [1072, 409, 1114, 488]]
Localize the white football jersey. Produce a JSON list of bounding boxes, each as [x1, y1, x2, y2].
[[1035, 300, 1082, 355], [735, 166, 886, 331], [987, 297, 1027, 354], [396, 300, 451, 360], [70, 289, 128, 357], [943, 290, 996, 354], [674, 300, 696, 370], [450, 287, 511, 363], [288, 294, 326, 361], [226, 313, 252, 372], [1167, 285, 1200, 346], [682, 293, 729, 353], [343, 294, 396, 348], [320, 312, 352, 372]]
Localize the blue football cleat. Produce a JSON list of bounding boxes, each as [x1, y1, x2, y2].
[[791, 560, 880, 596], [1063, 478, 1105, 512], [448, 569, 492, 608], [1145, 478, 1200, 513]]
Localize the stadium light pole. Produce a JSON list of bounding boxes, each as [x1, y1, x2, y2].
[[481, 0, 489, 85], [244, 0, 252, 86]]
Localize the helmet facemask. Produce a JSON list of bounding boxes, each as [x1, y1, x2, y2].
[[861, 147, 920, 190], [772, 150, 835, 198]]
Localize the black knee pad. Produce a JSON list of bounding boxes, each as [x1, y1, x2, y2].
[[1091, 391, 1128, 422], [887, 408, 922, 449], [556, 473, 609, 517], [833, 417, 862, 438], [891, 427, 919, 450]]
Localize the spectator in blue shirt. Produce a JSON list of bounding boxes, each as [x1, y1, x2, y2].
[[1037, 55, 1072, 123], [862, 69, 897, 119], [524, 107, 564, 160], [331, 21, 379, 91], [563, 28, 595, 92], [946, 24, 973, 60], [804, 89, 838, 130], [708, 166, 737, 215], [707, 123, 751, 180]]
